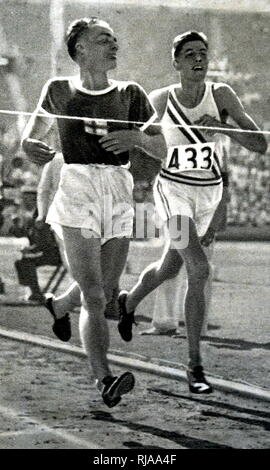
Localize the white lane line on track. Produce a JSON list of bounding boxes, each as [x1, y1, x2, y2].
[[0, 430, 44, 438], [0, 404, 100, 449], [0, 327, 270, 403]]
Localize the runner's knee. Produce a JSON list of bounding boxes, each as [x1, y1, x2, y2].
[[80, 282, 107, 314], [141, 259, 180, 286]]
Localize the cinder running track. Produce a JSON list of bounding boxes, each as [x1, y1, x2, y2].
[[0, 239, 269, 449]]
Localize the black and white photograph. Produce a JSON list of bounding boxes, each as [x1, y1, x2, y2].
[[0, 0, 269, 453]]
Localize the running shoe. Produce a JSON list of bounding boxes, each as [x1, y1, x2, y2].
[[118, 290, 136, 342], [101, 372, 135, 408], [187, 365, 213, 394], [27, 293, 45, 304], [44, 294, 71, 342]]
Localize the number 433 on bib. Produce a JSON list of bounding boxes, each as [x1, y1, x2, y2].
[[167, 142, 215, 172]]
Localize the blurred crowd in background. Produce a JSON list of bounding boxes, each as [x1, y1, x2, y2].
[[0, 1, 268, 238], [0, 135, 269, 238], [227, 146, 270, 227], [0, 126, 41, 236]]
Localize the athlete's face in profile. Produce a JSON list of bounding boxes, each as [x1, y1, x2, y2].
[[76, 25, 119, 72], [174, 40, 209, 81]]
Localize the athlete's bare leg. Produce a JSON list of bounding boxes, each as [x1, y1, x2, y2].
[[125, 216, 209, 368], [171, 217, 209, 368], [101, 237, 130, 302], [62, 227, 110, 383], [126, 238, 184, 312], [48, 238, 130, 319], [141, 241, 214, 336]]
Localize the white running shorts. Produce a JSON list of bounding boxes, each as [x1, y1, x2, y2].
[[153, 175, 223, 237], [47, 163, 134, 242]]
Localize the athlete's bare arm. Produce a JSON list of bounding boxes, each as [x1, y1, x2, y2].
[[123, 87, 169, 161], [21, 113, 56, 166], [99, 127, 166, 161], [100, 87, 168, 161], [148, 87, 170, 121], [99, 98, 167, 162], [195, 84, 267, 154]]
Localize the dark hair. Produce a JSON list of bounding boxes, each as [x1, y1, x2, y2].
[[65, 17, 111, 60], [172, 31, 208, 59]]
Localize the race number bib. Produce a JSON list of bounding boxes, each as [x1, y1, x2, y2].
[[84, 119, 108, 136], [166, 142, 215, 172]]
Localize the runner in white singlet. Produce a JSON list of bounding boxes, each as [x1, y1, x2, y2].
[[117, 31, 267, 394]]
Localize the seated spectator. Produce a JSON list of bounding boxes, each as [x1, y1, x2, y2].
[[0, 201, 19, 236], [9, 188, 62, 303]]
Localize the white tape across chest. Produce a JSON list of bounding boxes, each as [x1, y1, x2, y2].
[[166, 142, 216, 173]]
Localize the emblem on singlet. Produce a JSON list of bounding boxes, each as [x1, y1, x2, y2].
[[84, 119, 108, 136]]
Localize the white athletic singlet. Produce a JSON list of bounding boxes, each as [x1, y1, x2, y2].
[[160, 81, 224, 186]]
